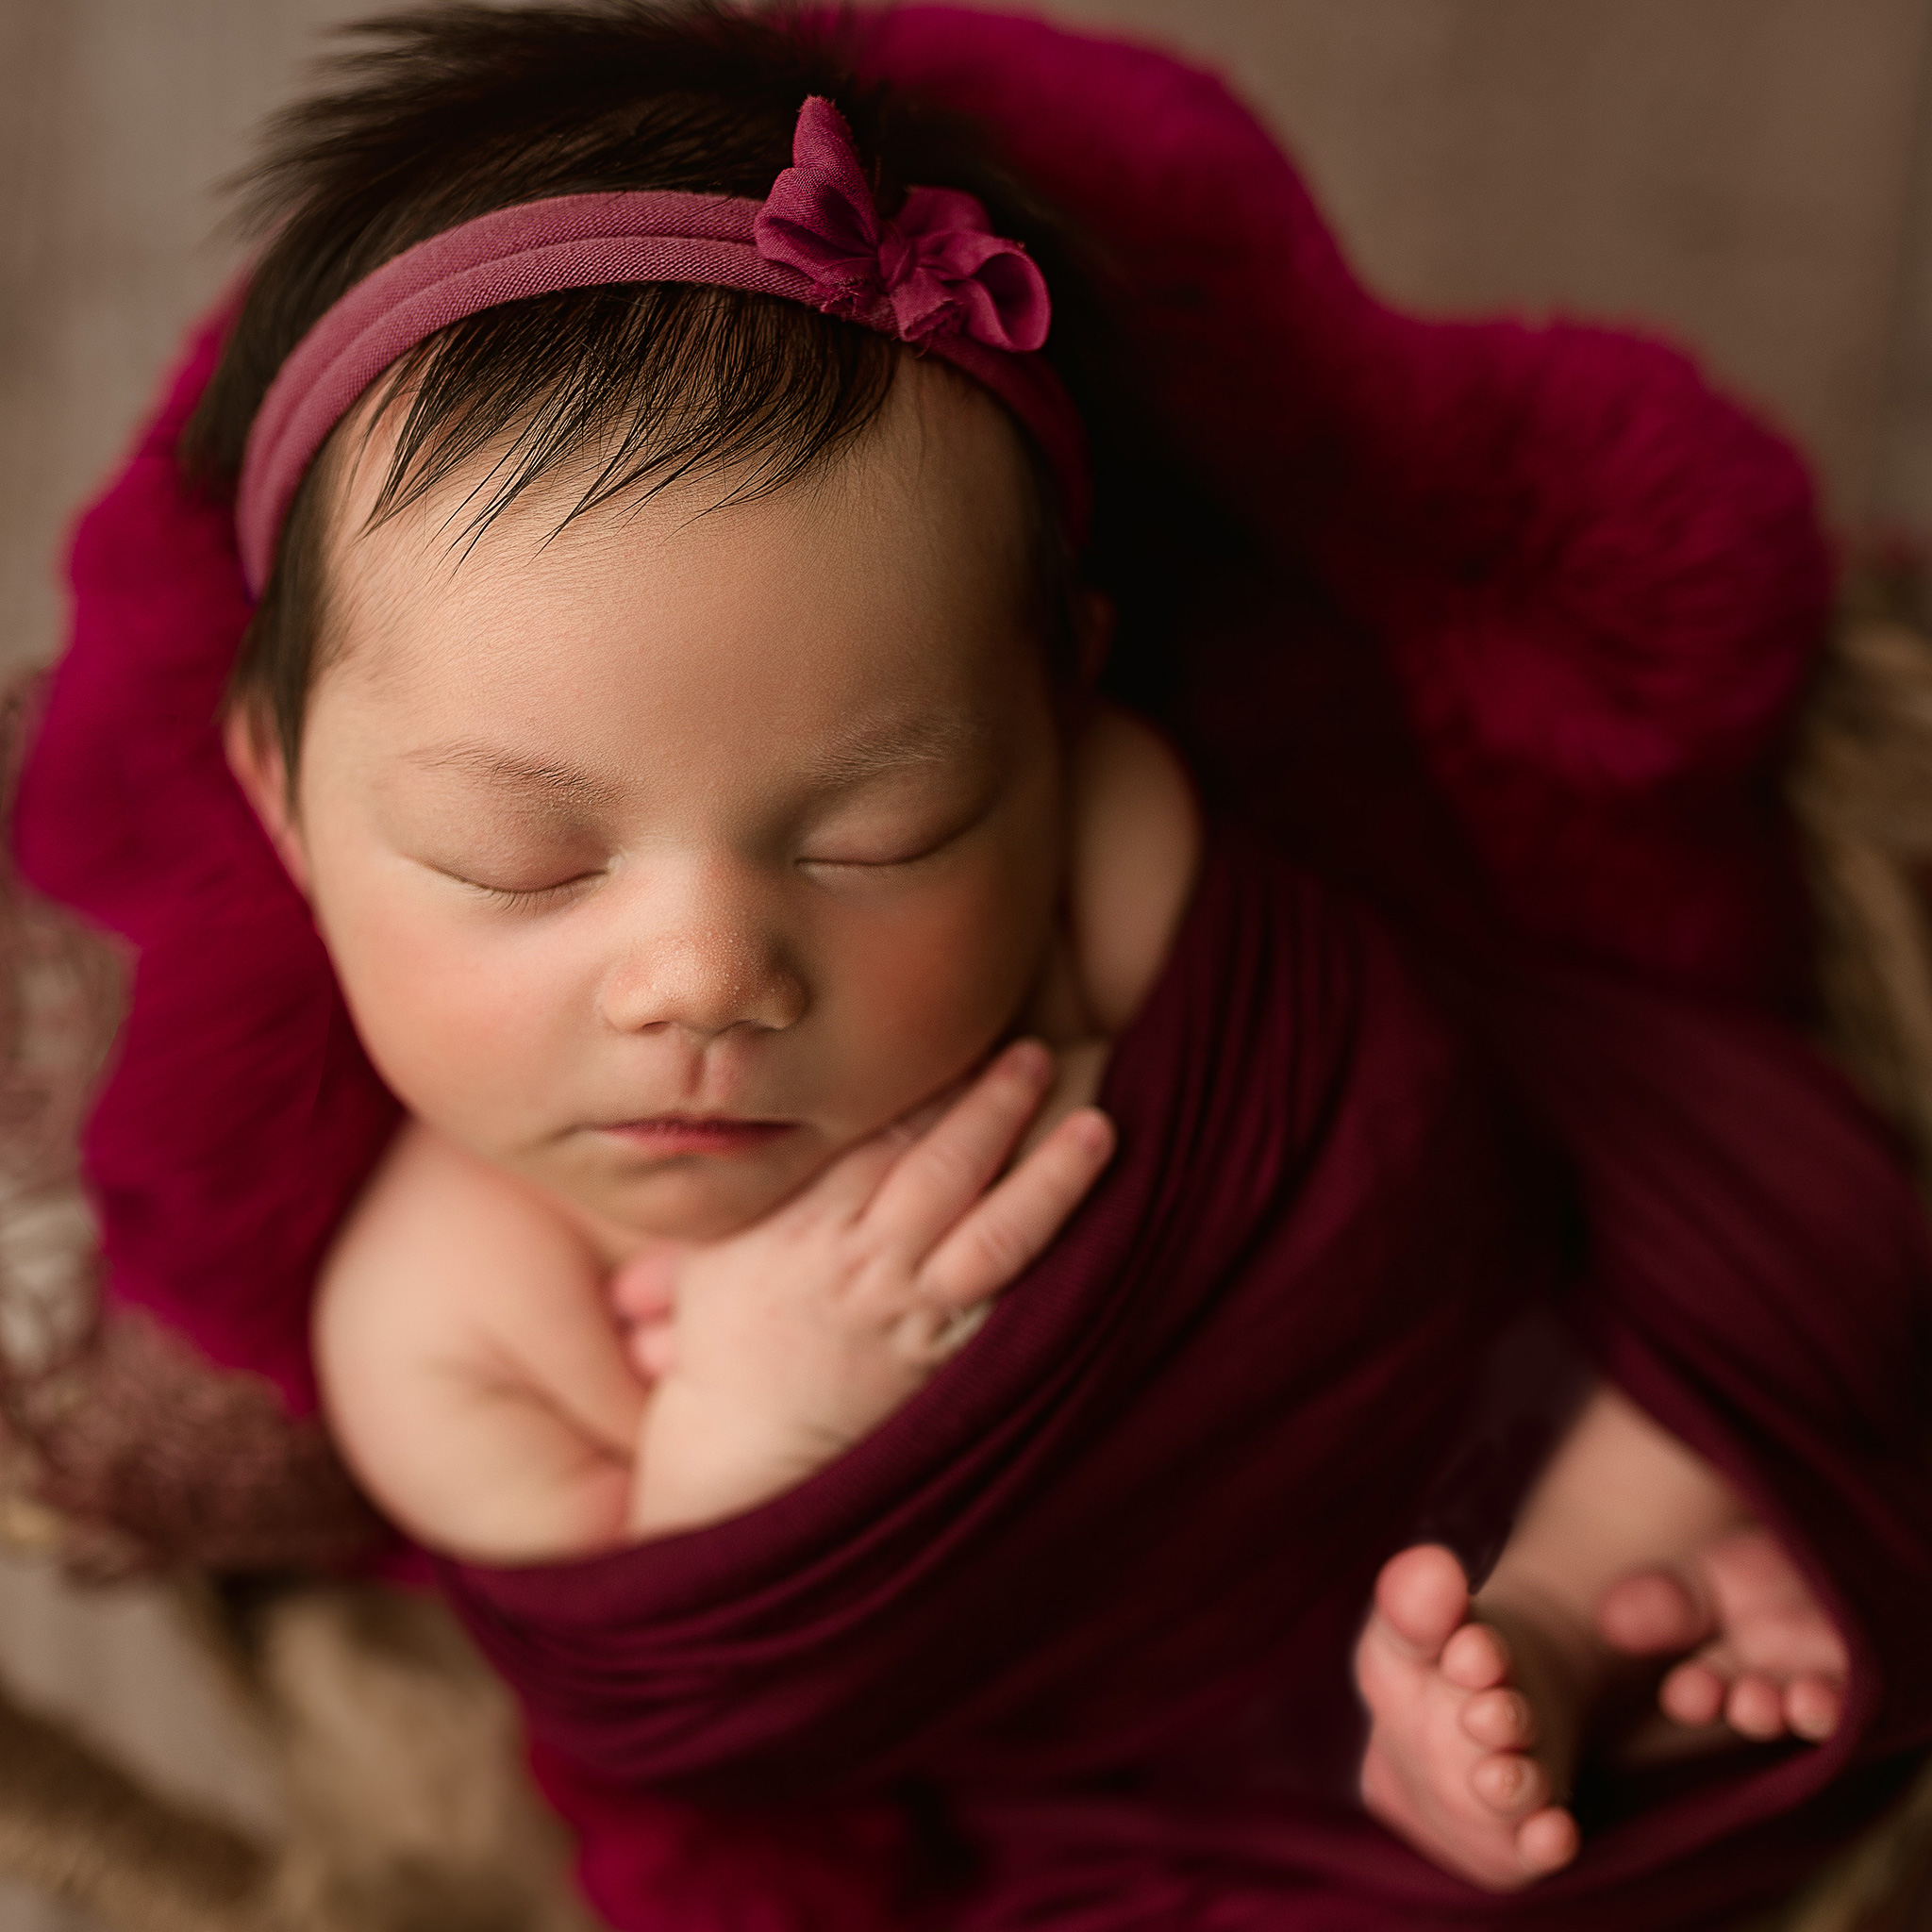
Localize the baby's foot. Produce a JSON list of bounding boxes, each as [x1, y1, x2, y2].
[[1597, 1526, 1847, 1743], [1356, 1545, 1581, 1890]]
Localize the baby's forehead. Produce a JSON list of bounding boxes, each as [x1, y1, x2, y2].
[[397, 706, 997, 813], [304, 364, 1053, 778], [319, 357, 1041, 655]]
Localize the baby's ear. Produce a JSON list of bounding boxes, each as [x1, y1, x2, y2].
[[1075, 589, 1116, 688], [222, 706, 312, 897]]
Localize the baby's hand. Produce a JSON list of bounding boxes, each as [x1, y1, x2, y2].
[[610, 1244, 677, 1382], [623, 1041, 1114, 1537], [1597, 1526, 1848, 1744]]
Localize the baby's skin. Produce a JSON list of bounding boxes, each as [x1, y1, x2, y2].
[[231, 356, 1847, 1893], [312, 691, 1186, 1553]]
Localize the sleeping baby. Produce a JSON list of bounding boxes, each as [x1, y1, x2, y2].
[[198, 7, 1857, 1907]]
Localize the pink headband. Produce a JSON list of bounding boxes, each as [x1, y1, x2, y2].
[[235, 96, 1091, 594]]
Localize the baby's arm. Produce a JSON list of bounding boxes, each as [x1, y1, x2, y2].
[[315, 1122, 648, 1562], [1356, 1383, 1847, 1890]]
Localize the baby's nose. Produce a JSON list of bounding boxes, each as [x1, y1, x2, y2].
[[594, 865, 807, 1042], [602, 931, 803, 1041]]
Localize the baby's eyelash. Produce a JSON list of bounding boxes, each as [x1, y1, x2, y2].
[[798, 841, 942, 872], [460, 873, 599, 908]]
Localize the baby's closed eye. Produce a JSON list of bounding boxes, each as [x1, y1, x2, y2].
[[795, 811, 980, 870], [793, 762, 1001, 872], [392, 809, 611, 907], [446, 867, 606, 908]]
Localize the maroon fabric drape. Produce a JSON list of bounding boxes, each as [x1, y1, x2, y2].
[[442, 837, 1932, 1932]]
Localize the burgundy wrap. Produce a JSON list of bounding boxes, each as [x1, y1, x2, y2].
[[444, 860, 1932, 1932], [12, 8, 1932, 1930]]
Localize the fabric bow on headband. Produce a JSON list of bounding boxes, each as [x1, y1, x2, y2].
[[754, 96, 1051, 352]]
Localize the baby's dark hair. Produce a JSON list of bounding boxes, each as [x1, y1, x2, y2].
[[188, 1, 1124, 782]]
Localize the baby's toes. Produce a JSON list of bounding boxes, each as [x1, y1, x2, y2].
[[1660, 1657, 1728, 1727], [1786, 1674, 1843, 1742], [1597, 1568, 1707, 1656], [1471, 1750, 1548, 1821], [1725, 1673, 1789, 1741], [1461, 1685, 1537, 1754], [1356, 1546, 1470, 1718], [1516, 1807, 1581, 1877], [1373, 1545, 1473, 1661], [1441, 1618, 1511, 1693]]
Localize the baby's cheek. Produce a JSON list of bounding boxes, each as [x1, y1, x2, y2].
[[828, 875, 1051, 1113], [321, 896, 574, 1141]]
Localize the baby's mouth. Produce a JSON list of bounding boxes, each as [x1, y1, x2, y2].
[[600, 1115, 797, 1158]]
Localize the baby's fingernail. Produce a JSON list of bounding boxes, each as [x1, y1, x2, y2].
[[1070, 1108, 1114, 1155]]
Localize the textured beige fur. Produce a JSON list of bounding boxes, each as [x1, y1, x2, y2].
[[0, 1677, 267, 1932], [0, 1579, 606, 1932], [1794, 614, 1932, 1172], [1764, 603, 1932, 1929], [242, 1581, 604, 1932]]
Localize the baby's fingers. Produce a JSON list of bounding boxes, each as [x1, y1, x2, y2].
[[918, 1106, 1115, 1307], [1598, 1567, 1712, 1657], [609, 1241, 684, 1324], [789, 1095, 959, 1222], [867, 1041, 1057, 1248], [626, 1316, 677, 1382]]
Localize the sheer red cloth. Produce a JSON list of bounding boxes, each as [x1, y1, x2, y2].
[[13, 8, 1932, 1929]]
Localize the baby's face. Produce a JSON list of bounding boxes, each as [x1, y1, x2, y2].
[[275, 365, 1068, 1244]]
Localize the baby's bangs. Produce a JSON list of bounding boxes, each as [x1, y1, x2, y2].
[[362, 281, 901, 551]]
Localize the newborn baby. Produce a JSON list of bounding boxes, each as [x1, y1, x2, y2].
[[225, 356, 1847, 1896]]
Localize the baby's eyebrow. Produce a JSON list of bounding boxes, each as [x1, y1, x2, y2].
[[799, 719, 982, 789], [403, 741, 617, 805]]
